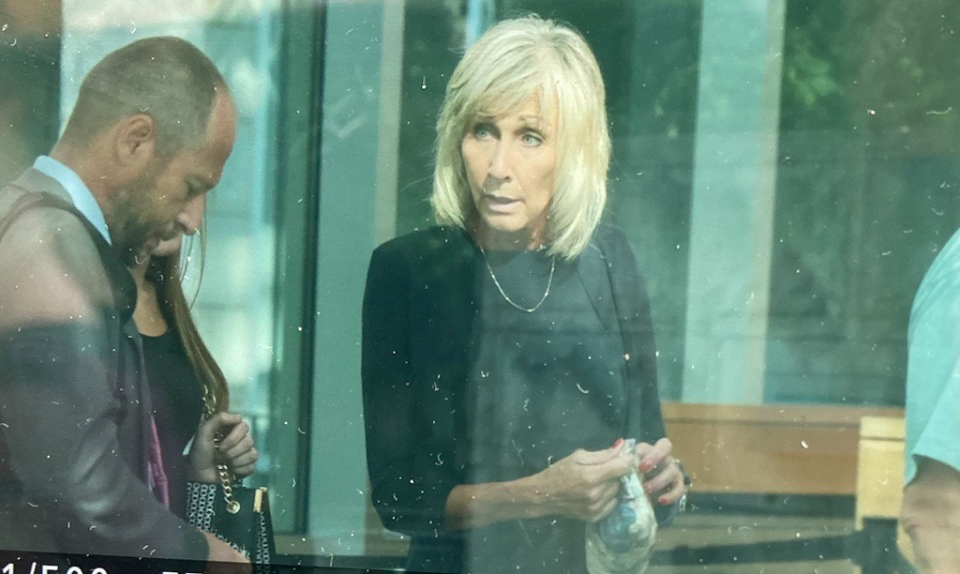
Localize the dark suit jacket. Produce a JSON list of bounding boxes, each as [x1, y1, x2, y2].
[[361, 224, 671, 572], [0, 168, 207, 560]]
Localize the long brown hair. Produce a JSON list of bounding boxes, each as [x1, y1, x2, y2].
[[147, 238, 229, 413]]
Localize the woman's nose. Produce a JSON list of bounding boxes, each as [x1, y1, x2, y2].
[[487, 141, 511, 181]]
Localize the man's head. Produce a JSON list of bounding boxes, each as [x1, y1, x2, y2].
[[55, 36, 237, 265]]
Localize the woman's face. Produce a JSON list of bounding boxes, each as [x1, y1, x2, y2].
[[461, 94, 558, 249]]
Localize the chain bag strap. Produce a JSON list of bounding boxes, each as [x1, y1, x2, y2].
[[202, 387, 244, 515], [187, 385, 276, 569]]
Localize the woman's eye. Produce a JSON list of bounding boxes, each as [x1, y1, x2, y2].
[[473, 124, 493, 139], [521, 132, 544, 146]]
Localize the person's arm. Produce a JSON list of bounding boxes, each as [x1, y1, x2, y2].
[[602, 225, 684, 524], [361, 244, 463, 536], [902, 233, 960, 573], [901, 457, 960, 572]]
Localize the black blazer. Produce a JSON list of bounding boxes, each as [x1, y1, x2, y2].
[[361, 224, 671, 569]]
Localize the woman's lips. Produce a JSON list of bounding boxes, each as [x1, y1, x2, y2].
[[482, 193, 520, 213]]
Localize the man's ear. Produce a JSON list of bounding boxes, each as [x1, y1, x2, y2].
[[114, 113, 158, 171]]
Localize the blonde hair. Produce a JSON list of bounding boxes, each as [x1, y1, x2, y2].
[[432, 15, 610, 259]]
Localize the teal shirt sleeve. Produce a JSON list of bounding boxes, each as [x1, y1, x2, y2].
[[904, 228, 960, 484]]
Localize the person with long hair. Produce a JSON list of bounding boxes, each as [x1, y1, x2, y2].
[[362, 16, 686, 573], [131, 234, 258, 518]]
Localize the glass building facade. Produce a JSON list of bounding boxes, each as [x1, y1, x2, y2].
[[2, 0, 957, 570]]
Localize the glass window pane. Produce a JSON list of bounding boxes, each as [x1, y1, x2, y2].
[[3, 0, 957, 571]]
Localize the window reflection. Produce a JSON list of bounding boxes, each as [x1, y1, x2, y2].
[[2, 0, 957, 571]]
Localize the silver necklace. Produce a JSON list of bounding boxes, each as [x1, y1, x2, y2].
[[478, 245, 555, 313]]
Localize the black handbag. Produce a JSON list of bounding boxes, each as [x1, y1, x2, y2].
[[187, 479, 275, 569], [187, 395, 276, 570]]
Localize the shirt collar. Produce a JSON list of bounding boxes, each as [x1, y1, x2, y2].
[[33, 155, 112, 245]]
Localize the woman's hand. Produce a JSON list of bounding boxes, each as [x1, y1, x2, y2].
[[203, 532, 251, 573], [532, 446, 635, 523], [635, 438, 687, 506], [188, 412, 259, 483]]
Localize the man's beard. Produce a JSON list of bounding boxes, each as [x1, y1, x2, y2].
[[107, 169, 167, 267]]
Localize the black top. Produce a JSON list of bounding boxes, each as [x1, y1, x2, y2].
[[466, 249, 627, 571], [470, 248, 626, 472], [362, 225, 671, 573], [143, 329, 205, 520]]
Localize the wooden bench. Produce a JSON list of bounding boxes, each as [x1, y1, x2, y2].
[[854, 416, 914, 573], [857, 416, 906, 526], [662, 402, 905, 495], [653, 406, 916, 573]]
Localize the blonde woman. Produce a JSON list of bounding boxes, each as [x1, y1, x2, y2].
[[362, 16, 685, 573]]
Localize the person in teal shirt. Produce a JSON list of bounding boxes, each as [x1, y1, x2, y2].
[[901, 226, 960, 572]]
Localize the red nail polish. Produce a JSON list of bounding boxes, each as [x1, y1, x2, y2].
[[611, 438, 624, 450], [659, 497, 667, 505]]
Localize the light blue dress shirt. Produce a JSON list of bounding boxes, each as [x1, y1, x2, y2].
[[32, 155, 111, 245], [904, 226, 960, 483]]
